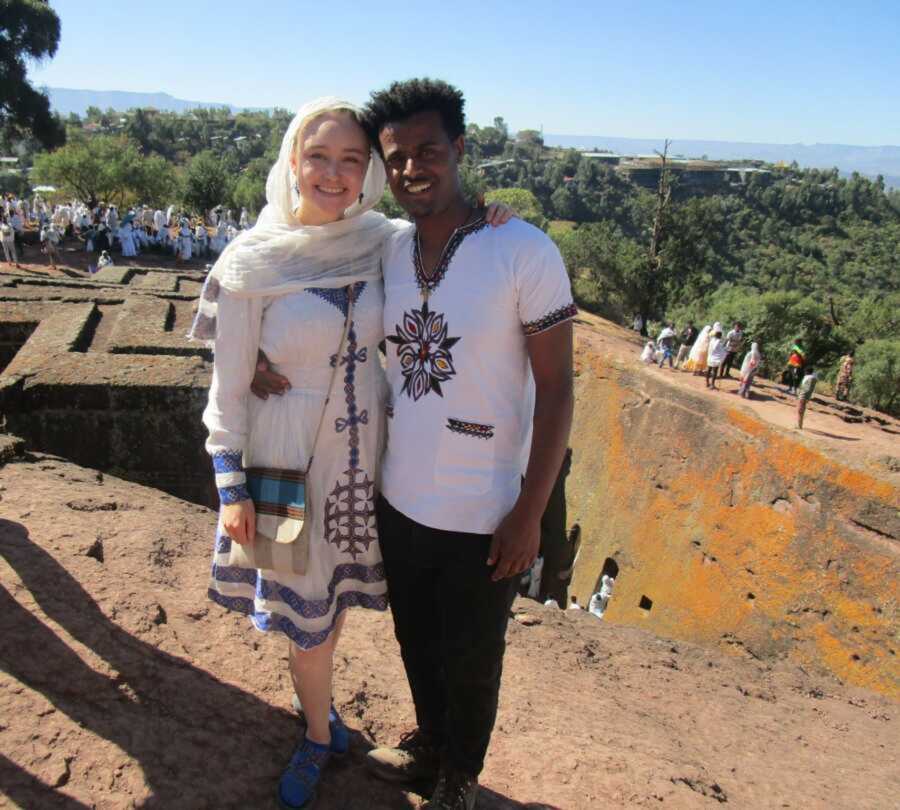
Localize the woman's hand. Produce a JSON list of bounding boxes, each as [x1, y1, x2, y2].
[[477, 193, 518, 227], [222, 500, 256, 545]]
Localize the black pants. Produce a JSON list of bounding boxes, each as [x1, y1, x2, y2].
[[720, 351, 737, 378], [376, 495, 518, 777]]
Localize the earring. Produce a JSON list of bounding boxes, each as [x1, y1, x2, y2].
[[358, 192, 364, 204]]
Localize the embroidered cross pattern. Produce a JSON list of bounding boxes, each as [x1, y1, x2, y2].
[[386, 299, 460, 401], [324, 321, 377, 558], [324, 467, 377, 559]]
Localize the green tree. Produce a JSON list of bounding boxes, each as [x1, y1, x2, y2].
[[182, 150, 235, 216], [0, 0, 65, 149], [131, 154, 178, 208], [31, 134, 144, 207], [556, 221, 647, 321], [230, 155, 270, 216], [853, 339, 900, 416], [485, 188, 547, 231]]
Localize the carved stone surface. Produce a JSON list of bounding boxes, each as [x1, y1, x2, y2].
[[0, 266, 214, 504]]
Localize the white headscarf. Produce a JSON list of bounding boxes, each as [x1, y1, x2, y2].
[[740, 342, 761, 378], [190, 97, 395, 340], [688, 325, 712, 363]]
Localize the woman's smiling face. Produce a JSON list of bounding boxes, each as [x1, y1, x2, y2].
[[291, 111, 370, 225]]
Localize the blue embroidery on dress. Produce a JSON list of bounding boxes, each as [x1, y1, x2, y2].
[[208, 281, 385, 648], [323, 310, 378, 559], [306, 281, 367, 317], [212, 450, 242, 474], [219, 483, 250, 504]]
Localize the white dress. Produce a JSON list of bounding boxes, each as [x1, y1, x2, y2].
[[119, 223, 137, 256], [204, 279, 389, 649], [177, 226, 193, 260]]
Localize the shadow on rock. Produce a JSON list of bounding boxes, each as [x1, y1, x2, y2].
[[0, 518, 416, 809]]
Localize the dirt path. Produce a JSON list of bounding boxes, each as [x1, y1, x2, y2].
[[574, 313, 899, 478]]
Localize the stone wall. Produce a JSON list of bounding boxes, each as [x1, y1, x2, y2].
[[567, 327, 899, 699], [0, 267, 214, 505]]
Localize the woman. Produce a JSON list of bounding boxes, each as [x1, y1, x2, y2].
[[705, 323, 727, 389], [192, 98, 510, 810], [683, 324, 711, 375], [738, 342, 762, 398]]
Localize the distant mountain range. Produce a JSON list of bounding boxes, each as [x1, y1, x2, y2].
[[43, 88, 899, 188], [45, 87, 243, 116]]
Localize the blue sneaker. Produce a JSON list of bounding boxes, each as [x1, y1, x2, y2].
[[291, 694, 350, 756], [277, 738, 330, 810]]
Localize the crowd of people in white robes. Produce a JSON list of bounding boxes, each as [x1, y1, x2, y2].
[[1, 193, 254, 268]]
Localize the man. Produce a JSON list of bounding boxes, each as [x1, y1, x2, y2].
[[40, 221, 61, 269], [796, 367, 818, 429], [719, 321, 744, 379], [656, 322, 676, 369], [363, 79, 574, 810], [674, 321, 697, 369]]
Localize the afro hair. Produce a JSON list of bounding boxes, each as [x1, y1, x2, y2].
[[363, 78, 466, 153]]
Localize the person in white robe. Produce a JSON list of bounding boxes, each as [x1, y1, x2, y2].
[[210, 220, 228, 254], [588, 574, 615, 618], [176, 218, 193, 262], [683, 325, 712, 374], [1, 217, 18, 265], [153, 208, 166, 235], [239, 207, 250, 229], [194, 221, 209, 258], [41, 223, 61, 268], [190, 98, 396, 807], [118, 221, 138, 257]]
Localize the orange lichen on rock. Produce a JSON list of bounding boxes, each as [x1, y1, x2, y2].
[[567, 322, 899, 699]]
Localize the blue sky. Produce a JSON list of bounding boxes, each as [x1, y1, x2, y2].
[[28, 0, 900, 146]]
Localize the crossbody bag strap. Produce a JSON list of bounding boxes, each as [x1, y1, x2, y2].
[[304, 287, 356, 473]]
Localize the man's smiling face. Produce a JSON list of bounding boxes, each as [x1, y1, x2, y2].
[[378, 111, 465, 219]]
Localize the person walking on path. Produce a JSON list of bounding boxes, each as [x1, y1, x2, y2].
[[738, 342, 762, 398], [835, 352, 854, 401], [705, 323, 727, 389], [674, 322, 697, 368], [656, 323, 676, 369], [719, 321, 744, 379], [683, 324, 711, 375], [784, 341, 806, 395], [797, 368, 818, 429]]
